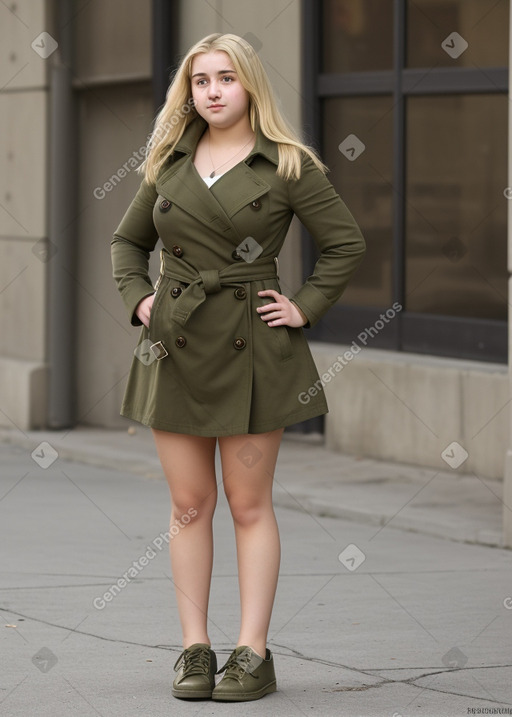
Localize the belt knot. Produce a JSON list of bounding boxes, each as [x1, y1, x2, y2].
[[199, 269, 221, 294]]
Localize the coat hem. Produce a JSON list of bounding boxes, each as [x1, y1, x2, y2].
[[120, 405, 328, 437]]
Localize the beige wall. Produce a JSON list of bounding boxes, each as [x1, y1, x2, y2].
[[311, 342, 508, 481], [0, 0, 51, 429]]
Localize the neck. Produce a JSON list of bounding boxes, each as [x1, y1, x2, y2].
[[207, 117, 254, 147]]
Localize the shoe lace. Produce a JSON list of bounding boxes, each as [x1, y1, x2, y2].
[[216, 650, 260, 681], [173, 646, 210, 676]]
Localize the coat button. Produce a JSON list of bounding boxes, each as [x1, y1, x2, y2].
[[232, 249, 243, 261], [234, 287, 247, 300], [250, 199, 262, 211], [171, 287, 182, 298], [172, 245, 183, 257], [159, 199, 172, 212], [233, 337, 246, 350], [175, 336, 187, 348]]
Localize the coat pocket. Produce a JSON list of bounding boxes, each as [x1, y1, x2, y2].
[[273, 324, 293, 361]]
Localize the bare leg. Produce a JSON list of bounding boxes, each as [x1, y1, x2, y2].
[[152, 429, 217, 649], [218, 428, 283, 659]]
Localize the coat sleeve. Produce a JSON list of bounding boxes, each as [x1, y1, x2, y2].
[[287, 154, 366, 328], [110, 178, 160, 326]]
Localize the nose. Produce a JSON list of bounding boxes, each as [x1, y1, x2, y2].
[[207, 80, 221, 100]]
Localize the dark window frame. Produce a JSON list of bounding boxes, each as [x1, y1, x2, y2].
[[301, 0, 508, 363]]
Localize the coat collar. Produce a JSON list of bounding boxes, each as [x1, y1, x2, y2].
[[155, 115, 276, 244]]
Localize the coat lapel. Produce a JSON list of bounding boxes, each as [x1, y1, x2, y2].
[[207, 162, 271, 218], [156, 155, 235, 236], [155, 115, 278, 243]]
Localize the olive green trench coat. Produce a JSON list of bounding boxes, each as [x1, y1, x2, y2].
[[111, 115, 366, 436]]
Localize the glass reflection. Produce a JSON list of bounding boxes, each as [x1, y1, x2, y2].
[[405, 94, 507, 319], [407, 0, 509, 68], [322, 0, 394, 73], [323, 96, 394, 307]]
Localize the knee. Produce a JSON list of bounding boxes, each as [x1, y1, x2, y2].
[[226, 494, 272, 527], [171, 488, 217, 522]]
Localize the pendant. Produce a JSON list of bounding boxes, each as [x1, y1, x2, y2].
[[209, 170, 215, 178]]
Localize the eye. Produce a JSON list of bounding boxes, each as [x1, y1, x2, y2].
[[222, 75, 234, 82]]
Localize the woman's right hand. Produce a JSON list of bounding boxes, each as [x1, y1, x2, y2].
[[135, 293, 155, 328]]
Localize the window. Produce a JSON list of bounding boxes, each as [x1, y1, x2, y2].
[[302, 0, 509, 361]]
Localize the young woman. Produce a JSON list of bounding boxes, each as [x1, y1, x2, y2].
[[111, 32, 365, 702]]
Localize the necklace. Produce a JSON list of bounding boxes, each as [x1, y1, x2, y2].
[[207, 132, 255, 178]]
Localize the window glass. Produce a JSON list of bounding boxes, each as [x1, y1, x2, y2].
[[407, 0, 509, 68], [405, 94, 507, 319], [323, 96, 394, 307], [322, 0, 394, 73]]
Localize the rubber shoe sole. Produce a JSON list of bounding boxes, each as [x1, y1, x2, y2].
[[212, 679, 277, 701], [172, 686, 213, 699]]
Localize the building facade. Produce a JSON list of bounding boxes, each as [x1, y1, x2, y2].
[[1, 0, 511, 542]]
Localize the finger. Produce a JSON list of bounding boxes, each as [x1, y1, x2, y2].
[[257, 301, 282, 313], [260, 310, 285, 322], [257, 289, 280, 300]]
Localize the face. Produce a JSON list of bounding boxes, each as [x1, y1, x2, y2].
[[190, 50, 250, 129]]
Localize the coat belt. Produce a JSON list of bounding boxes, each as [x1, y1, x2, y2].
[[157, 248, 279, 327]]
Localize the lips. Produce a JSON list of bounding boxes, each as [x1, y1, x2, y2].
[[208, 104, 224, 109]]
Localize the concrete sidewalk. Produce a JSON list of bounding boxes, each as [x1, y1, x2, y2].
[[1, 433, 512, 716], [0, 425, 507, 548]]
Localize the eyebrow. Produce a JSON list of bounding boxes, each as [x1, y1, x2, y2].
[[191, 69, 237, 78]]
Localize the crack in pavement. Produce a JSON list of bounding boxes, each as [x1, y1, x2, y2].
[[2, 607, 511, 706], [398, 669, 512, 707]]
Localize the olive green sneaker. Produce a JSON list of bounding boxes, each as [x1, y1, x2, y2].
[[172, 643, 217, 699], [212, 645, 277, 701]]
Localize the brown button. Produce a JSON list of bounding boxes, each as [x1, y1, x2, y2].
[[233, 337, 246, 350], [175, 336, 186, 348], [251, 199, 262, 211], [171, 287, 182, 298], [159, 199, 172, 212], [172, 245, 183, 257], [232, 249, 243, 261], [234, 287, 247, 300]]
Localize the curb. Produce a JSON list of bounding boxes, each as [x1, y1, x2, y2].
[[0, 428, 506, 549]]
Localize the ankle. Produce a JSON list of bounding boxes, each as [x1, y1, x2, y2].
[[183, 639, 211, 649]]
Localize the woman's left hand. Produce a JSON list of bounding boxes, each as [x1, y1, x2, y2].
[[257, 289, 308, 328]]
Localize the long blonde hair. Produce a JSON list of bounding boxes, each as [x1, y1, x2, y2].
[[138, 33, 328, 183]]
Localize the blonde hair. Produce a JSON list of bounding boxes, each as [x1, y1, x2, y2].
[[138, 33, 328, 183]]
